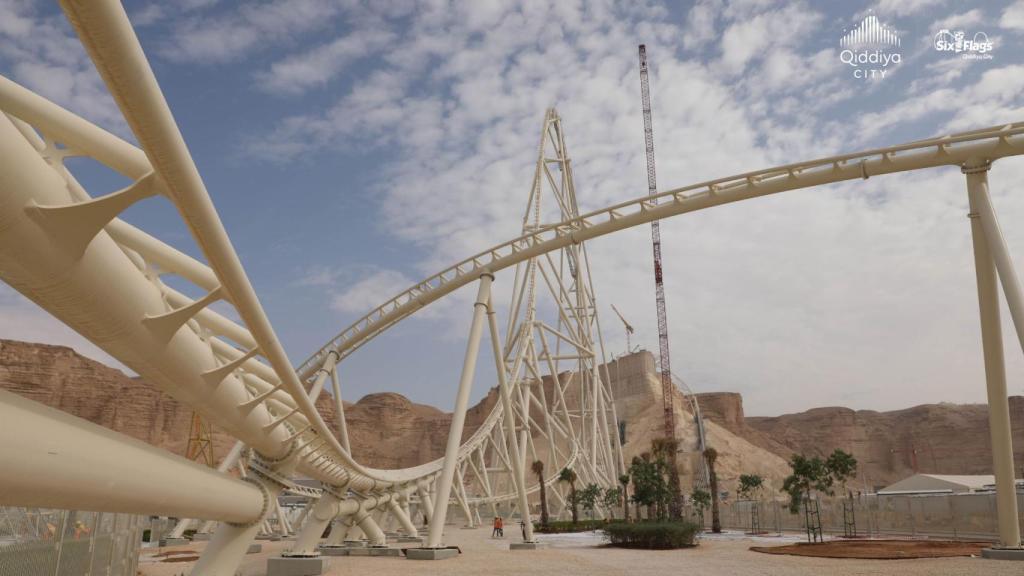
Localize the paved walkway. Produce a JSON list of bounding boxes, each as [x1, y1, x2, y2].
[[139, 527, 1015, 576]]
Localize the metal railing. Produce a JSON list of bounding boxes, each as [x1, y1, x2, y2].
[[703, 492, 1024, 541]]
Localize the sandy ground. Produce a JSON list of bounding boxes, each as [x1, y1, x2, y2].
[[139, 528, 1016, 576]]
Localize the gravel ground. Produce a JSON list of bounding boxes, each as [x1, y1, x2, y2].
[[138, 527, 1015, 576]]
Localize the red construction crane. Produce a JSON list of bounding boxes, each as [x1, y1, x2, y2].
[[638, 44, 676, 443]]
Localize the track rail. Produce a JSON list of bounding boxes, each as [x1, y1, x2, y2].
[[299, 124, 1024, 379]]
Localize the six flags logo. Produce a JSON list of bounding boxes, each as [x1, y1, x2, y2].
[[934, 29, 994, 57]]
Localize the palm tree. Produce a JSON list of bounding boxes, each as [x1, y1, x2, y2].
[[619, 474, 631, 522], [703, 447, 721, 533], [559, 467, 579, 524], [532, 460, 549, 526]]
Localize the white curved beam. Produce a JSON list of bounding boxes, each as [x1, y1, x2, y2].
[[299, 124, 1024, 378]]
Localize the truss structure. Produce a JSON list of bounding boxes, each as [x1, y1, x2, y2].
[[1, 2, 1023, 573]]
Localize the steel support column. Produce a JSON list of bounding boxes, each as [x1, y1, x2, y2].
[[965, 164, 1023, 549], [425, 274, 493, 548], [388, 498, 420, 536], [487, 299, 536, 542], [287, 492, 341, 556]]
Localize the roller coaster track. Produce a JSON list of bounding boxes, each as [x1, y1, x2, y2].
[[2, 1, 1024, 570]]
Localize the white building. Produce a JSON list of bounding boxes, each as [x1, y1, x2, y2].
[[878, 474, 997, 495]]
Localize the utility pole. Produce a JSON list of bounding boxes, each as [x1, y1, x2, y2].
[[638, 44, 682, 518]]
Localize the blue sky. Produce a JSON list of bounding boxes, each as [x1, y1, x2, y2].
[[2, 0, 1024, 416]]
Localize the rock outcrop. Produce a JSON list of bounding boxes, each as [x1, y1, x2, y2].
[[741, 400, 1024, 490], [3, 339, 1019, 495]]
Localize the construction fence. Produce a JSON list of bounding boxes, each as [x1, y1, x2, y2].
[[695, 491, 1024, 541], [0, 508, 143, 576]]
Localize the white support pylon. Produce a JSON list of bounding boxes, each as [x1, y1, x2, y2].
[[487, 298, 536, 543], [964, 163, 1023, 549], [426, 275, 494, 548]]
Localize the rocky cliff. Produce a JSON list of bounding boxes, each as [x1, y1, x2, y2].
[[0, 339, 454, 468], [3, 339, 1019, 494], [741, 400, 1024, 490]]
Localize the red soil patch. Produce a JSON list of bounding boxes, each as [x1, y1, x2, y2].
[[750, 539, 989, 559]]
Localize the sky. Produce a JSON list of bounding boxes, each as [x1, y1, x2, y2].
[[2, 0, 1024, 417]]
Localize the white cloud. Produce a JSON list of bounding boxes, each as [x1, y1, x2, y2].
[[0, 0, 126, 135], [1001, 0, 1024, 31], [330, 269, 415, 315], [872, 0, 947, 18], [718, 2, 822, 76], [161, 0, 349, 64], [256, 28, 395, 95], [295, 265, 343, 287], [930, 9, 984, 32], [682, 0, 721, 50]]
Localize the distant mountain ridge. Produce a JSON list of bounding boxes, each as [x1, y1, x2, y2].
[[2, 339, 1019, 492]]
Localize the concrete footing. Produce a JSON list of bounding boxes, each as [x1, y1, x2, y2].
[[342, 540, 367, 548], [350, 547, 402, 557], [510, 542, 540, 550], [406, 547, 460, 560], [318, 545, 402, 557], [158, 537, 189, 547], [247, 544, 263, 554], [267, 556, 330, 576], [257, 534, 283, 541], [395, 536, 423, 543], [190, 532, 211, 541], [982, 547, 1024, 560]]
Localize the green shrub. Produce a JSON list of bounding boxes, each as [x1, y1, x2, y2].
[[603, 521, 700, 549], [533, 519, 607, 533]]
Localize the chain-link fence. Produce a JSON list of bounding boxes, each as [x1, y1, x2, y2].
[[692, 491, 1024, 541], [0, 508, 143, 576]]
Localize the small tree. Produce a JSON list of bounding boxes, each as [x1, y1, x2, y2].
[[782, 454, 831, 514], [690, 489, 711, 526], [579, 483, 602, 519], [619, 474, 631, 522], [826, 449, 858, 497], [826, 449, 859, 537], [651, 437, 682, 519], [603, 487, 623, 520], [559, 467, 579, 524], [737, 474, 764, 500], [628, 454, 663, 520], [532, 460, 549, 526], [703, 447, 722, 533]]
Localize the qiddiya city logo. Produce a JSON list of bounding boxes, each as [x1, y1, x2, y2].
[[839, 14, 901, 81], [934, 29, 994, 60]]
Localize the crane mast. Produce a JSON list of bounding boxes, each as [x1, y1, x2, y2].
[[638, 45, 677, 444]]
